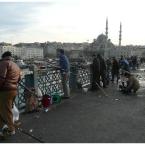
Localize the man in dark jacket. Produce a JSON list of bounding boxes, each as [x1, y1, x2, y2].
[[90, 54, 100, 91], [0, 51, 21, 139], [111, 57, 120, 84], [97, 54, 107, 88], [106, 58, 112, 85]]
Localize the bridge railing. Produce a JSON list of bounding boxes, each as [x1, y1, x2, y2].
[[15, 64, 91, 111], [15, 69, 34, 111], [37, 66, 64, 96], [77, 65, 91, 88]]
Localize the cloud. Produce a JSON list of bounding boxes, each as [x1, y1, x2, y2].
[[0, 0, 145, 45], [0, 2, 52, 33], [0, 1, 80, 43]]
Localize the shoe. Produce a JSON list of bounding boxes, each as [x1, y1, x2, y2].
[[0, 131, 3, 136], [3, 129, 15, 136], [2, 124, 8, 130], [0, 129, 4, 137], [2, 126, 15, 137], [8, 130, 15, 136], [2, 127, 9, 138], [14, 121, 22, 128], [2, 124, 8, 136], [0, 130, 4, 140]]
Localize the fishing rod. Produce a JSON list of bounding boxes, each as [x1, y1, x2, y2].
[[18, 82, 39, 98], [28, 62, 110, 97], [34, 63, 110, 97], [17, 84, 45, 143], [95, 82, 109, 97], [46, 61, 89, 72], [47, 63, 71, 73], [19, 78, 109, 99], [2, 118, 45, 142], [18, 127, 45, 143]]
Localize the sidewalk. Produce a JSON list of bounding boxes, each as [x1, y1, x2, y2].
[[1, 82, 145, 143]]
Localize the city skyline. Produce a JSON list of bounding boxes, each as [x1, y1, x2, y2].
[[0, 0, 145, 45]]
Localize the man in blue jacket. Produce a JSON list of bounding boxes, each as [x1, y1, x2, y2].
[[119, 56, 130, 73], [58, 49, 70, 98]]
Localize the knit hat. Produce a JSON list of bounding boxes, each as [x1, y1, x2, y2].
[[2, 51, 12, 58]]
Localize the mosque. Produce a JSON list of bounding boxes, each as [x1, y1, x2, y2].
[[104, 18, 144, 58]]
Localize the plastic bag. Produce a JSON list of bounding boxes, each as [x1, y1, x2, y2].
[[37, 87, 42, 97], [37, 87, 43, 101], [12, 104, 19, 123]]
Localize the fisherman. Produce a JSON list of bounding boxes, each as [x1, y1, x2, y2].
[[111, 57, 120, 84], [90, 54, 100, 91], [106, 58, 112, 85], [0, 51, 21, 139], [122, 72, 140, 94], [119, 56, 130, 73], [97, 54, 107, 88], [57, 49, 70, 98]]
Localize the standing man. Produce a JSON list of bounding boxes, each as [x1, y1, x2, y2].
[[58, 49, 70, 98], [111, 57, 120, 84], [97, 54, 107, 88], [119, 56, 130, 73], [0, 51, 21, 138], [90, 54, 100, 91], [106, 58, 112, 85]]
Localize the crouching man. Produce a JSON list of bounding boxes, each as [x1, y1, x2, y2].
[[123, 72, 140, 94]]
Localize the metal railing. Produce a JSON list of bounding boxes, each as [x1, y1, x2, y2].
[[15, 64, 91, 110]]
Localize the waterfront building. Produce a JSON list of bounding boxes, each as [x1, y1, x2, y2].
[[104, 46, 145, 59], [0, 44, 16, 58], [0, 43, 44, 59], [21, 47, 43, 60]]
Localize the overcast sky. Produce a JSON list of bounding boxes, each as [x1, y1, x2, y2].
[[0, 0, 145, 45]]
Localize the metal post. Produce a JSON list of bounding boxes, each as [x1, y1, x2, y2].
[[69, 66, 78, 91], [32, 64, 38, 95]]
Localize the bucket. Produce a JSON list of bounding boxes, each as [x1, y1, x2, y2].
[[41, 95, 52, 108], [51, 93, 61, 104]]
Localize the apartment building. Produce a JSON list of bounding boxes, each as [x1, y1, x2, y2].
[[0, 44, 44, 59]]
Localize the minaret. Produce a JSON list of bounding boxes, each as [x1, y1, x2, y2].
[[119, 22, 122, 47], [104, 17, 108, 57], [105, 17, 108, 40]]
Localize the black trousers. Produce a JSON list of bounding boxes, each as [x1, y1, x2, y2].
[[100, 71, 106, 87], [91, 72, 100, 90]]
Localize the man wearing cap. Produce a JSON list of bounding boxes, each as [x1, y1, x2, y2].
[[0, 51, 21, 139]]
